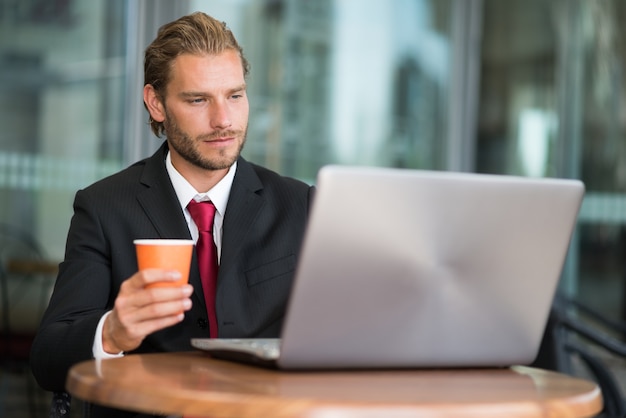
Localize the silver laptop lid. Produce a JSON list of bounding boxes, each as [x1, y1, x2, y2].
[[278, 166, 584, 369]]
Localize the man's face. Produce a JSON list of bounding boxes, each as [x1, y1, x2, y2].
[[160, 50, 249, 171]]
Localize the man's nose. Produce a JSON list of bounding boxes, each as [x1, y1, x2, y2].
[[209, 102, 232, 130]]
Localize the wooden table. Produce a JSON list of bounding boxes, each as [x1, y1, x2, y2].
[[67, 351, 603, 417]]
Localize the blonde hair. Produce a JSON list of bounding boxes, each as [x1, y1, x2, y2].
[[144, 12, 250, 137]]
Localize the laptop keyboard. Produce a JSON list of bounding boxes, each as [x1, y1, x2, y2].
[[230, 338, 281, 360]]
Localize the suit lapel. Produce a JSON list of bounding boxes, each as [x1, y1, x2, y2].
[[136, 144, 190, 239], [219, 158, 265, 277]]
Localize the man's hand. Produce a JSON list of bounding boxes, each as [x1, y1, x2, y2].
[[102, 269, 193, 354]]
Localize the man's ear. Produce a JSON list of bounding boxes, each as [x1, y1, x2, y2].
[[143, 84, 166, 122]]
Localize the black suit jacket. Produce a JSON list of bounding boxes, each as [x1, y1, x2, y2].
[[31, 142, 313, 415]]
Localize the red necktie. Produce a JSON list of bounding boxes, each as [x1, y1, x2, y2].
[[187, 200, 219, 338]]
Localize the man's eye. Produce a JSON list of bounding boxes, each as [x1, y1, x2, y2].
[[190, 98, 204, 103]]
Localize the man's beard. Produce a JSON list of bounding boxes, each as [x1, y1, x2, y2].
[[164, 111, 247, 171]]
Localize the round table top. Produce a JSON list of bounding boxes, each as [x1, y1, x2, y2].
[[67, 351, 602, 417]]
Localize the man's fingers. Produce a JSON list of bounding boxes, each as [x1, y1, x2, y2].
[[114, 287, 192, 323], [125, 298, 192, 323], [124, 269, 182, 290]]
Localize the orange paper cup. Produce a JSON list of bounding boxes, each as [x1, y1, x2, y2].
[[134, 239, 194, 288]]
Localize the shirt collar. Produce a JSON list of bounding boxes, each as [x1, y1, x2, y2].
[[165, 151, 236, 217]]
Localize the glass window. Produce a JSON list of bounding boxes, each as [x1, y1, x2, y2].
[[192, 0, 455, 182], [478, 0, 626, 322], [0, 0, 127, 259]]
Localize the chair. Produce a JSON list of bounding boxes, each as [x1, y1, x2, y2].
[[49, 391, 72, 417], [532, 293, 626, 417], [0, 223, 57, 417]]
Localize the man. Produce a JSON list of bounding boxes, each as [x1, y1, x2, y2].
[[30, 12, 313, 417]]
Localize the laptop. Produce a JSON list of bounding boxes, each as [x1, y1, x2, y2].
[[192, 165, 585, 369]]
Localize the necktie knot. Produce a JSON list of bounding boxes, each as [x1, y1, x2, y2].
[[188, 200, 216, 233]]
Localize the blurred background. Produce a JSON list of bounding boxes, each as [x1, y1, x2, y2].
[[2, 0, 626, 416]]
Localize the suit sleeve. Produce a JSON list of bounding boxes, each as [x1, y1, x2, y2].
[[30, 189, 116, 391]]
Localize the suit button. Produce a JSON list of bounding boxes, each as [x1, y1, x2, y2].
[[197, 318, 208, 329]]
